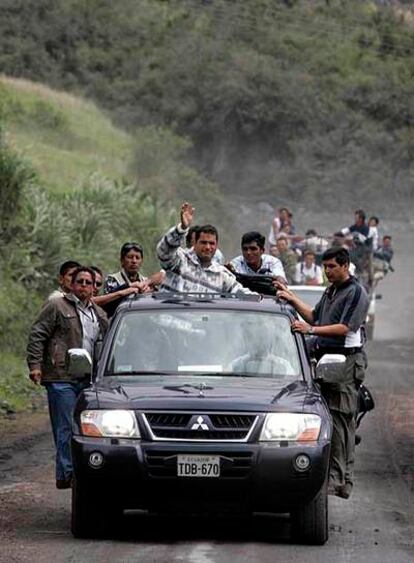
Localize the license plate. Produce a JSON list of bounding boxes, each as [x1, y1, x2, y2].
[[177, 455, 220, 477]]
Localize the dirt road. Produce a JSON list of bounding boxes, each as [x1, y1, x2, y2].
[[0, 231, 413, 562]]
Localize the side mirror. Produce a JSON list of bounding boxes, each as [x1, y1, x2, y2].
[[315, 354, 346, 383], [66, 348, 93, 380]]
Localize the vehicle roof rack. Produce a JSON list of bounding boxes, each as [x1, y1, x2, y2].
[[149, 291, 262, 302], [123, 291, 296, 314]]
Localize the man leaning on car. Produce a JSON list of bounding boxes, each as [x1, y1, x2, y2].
[[27, 266, 108, 489], [276, 246, 369, 500]]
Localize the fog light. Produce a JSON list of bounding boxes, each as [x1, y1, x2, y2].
[[294, 454, 310, 472], [89, 451, 104, 468]]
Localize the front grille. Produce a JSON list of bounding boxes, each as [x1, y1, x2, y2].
[[152, 429, 246, 440], [145, 450, 254, 478], [210, 414, 254, 429], [142, 412, 258, 442], [146, 413, 192, 427]]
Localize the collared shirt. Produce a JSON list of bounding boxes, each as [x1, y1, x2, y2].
[[157, 225, 253, 294], [268, 218, 281, 247], [313, 276, 369, 349], [230, 254, 286, 280], [294, 262, 323, 285], [70, 295, 100, 358], [104, 268, 146, 294], [368, 226, 379, 251]]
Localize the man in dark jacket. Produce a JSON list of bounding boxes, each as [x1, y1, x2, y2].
[[341, 209, 370, 239], [27, 266, 108, 489]]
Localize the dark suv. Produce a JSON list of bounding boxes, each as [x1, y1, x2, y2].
[[70, 293, 332, 544]]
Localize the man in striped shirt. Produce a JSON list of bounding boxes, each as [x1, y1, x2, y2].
[[157, 202, 252, 295]]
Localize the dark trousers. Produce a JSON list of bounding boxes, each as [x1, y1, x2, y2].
[[320, 351, 366, 490], [330, 410, 356, 487], [46, 382, 87, 481]]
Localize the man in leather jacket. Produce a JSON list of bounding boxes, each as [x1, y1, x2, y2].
[[27, 267, 108, 489]]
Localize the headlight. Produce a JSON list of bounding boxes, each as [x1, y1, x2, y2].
[[80, 410, 140, 438], [259, 413, 321, 442]]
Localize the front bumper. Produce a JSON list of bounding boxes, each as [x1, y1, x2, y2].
[[72, 436, 330, 514]]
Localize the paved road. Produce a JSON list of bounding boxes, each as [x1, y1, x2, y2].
[[0, 232, 413, 562]]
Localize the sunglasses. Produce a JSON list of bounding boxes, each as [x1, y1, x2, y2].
[[75, 278, 93, 286], [95, 282, 103, 288]]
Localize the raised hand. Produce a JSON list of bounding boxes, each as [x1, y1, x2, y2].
[[180, 202, 195, 229]]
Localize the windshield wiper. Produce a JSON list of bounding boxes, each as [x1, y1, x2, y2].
[[105, 371, 283, 378], [105, 370, 178, 376], [191, 372, 259, 378], [208, 372, 287, 378]]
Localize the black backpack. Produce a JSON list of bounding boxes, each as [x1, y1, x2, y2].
[[233, 273, 277, 296], [356, 384, 375, 428]]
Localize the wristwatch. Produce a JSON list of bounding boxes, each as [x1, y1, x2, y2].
[[307, 326, 315, 335]]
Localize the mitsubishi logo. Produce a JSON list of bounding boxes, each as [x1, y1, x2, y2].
[[191, 415, 210, 431]]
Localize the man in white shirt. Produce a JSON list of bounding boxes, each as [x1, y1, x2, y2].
[[294, 250, 324, 285], [230, 231, 287, 285]]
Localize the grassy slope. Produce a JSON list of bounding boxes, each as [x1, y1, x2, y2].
[[0, 75, 132, 192], [0, 76, 133, 414]]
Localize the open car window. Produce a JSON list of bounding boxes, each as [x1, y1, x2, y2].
[[106, 309, 302, 379]]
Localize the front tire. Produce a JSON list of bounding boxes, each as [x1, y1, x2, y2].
[[290, 477, 329, 545], [71, 477, 121, 538]]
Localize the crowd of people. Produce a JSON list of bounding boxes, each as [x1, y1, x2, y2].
[[266, 206, 394, 289], [41, 205, 395, 314], [26, 201, 392, 499]]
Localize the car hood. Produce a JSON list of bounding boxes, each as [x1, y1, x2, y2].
[[88, 375, 309, 412]]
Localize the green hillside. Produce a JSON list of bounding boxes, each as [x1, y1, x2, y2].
[[0, 78, 161, 414], [0, 76, 131, 192], [0, 77, 132, 414], [0, 76, 223, 415], [1, 1, 413, 212]]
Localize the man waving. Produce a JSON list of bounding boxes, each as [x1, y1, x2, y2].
[[157, 202, 252, 294]]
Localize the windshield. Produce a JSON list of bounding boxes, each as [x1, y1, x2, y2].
[[106, 309, 302, 379]]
